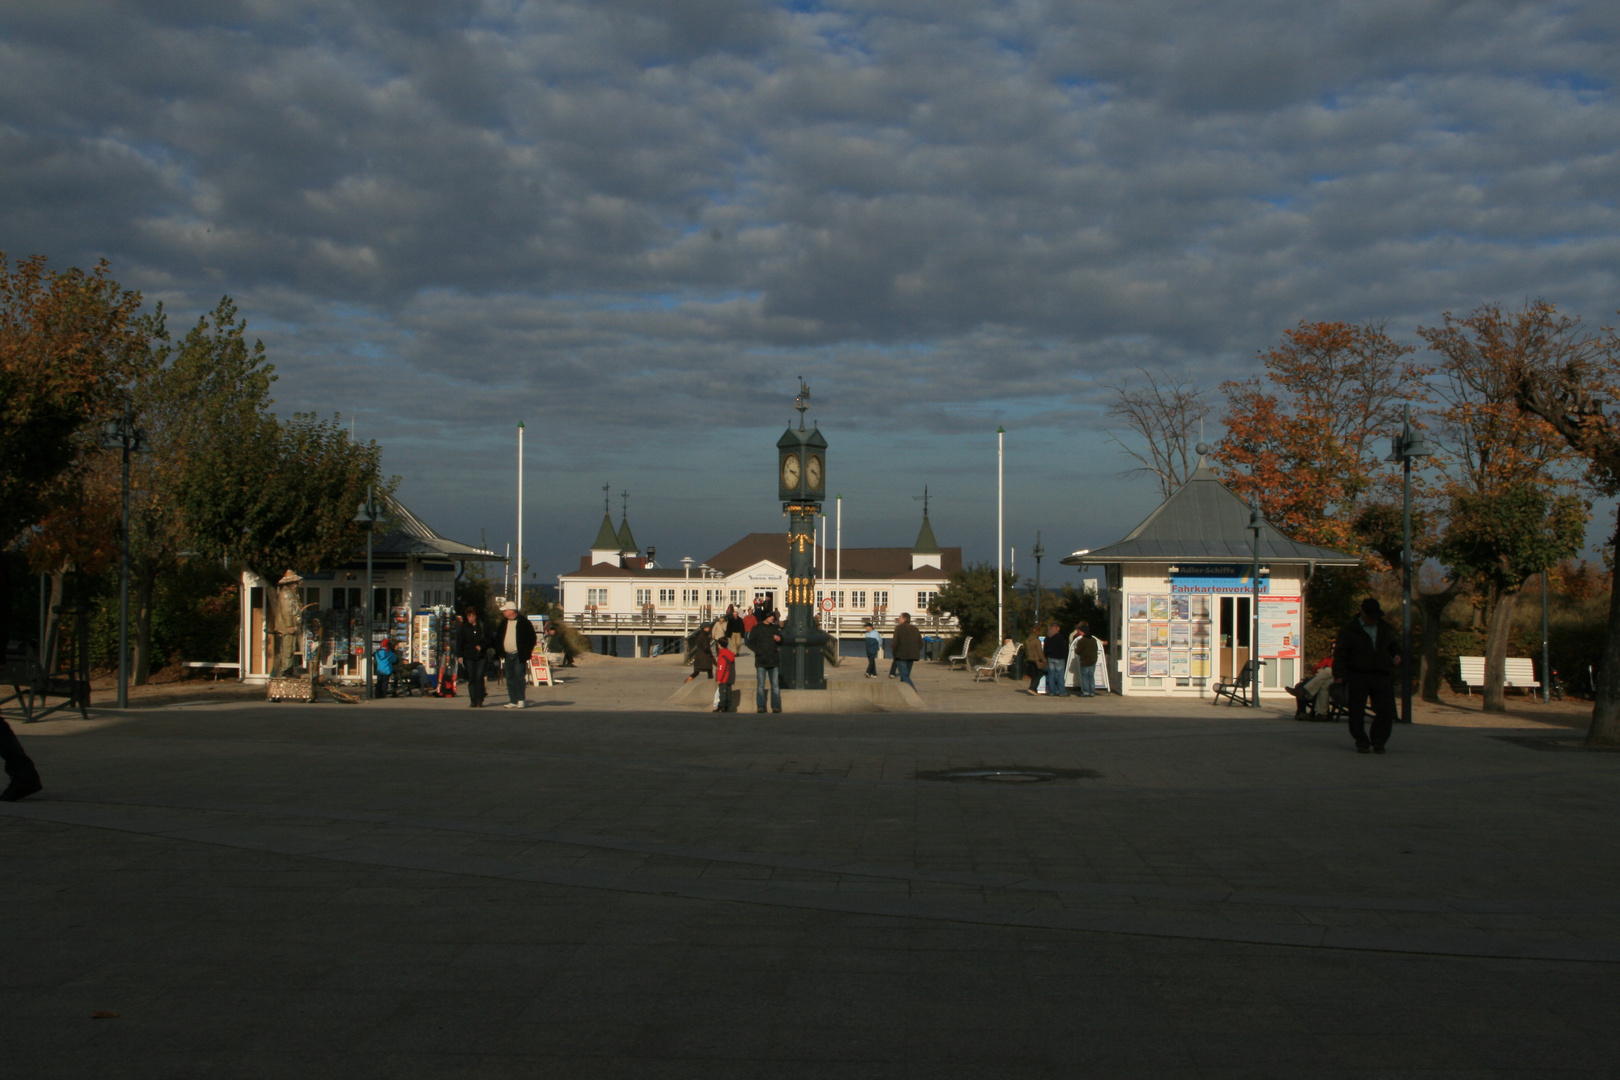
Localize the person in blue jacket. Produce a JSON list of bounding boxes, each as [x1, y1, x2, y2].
[[863, 620, 882, 678]]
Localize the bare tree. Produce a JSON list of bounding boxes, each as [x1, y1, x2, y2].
[[1105, 367, 1213, 500]]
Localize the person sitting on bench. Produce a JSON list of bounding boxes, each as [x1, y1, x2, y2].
[[1289, 645, 1335, 719]]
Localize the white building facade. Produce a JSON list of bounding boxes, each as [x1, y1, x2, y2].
[[558, 511, 961, 655]]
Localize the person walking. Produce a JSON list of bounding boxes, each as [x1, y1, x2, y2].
[[891, 612, 923, 689], [725, 604, 746, 655], [685, 623, 715, 683], [1074, 622, 1099, 696], [713, 638, 737, 712], [1042, 622, 1069, 697], [1, 718, 43, 801], [863, 620, 881, 678], [1333, 598, 1401, 753], [1023, 626, 1047, 694], [456, 604, 490, 708], [494, 599, 537, 709], [747, 611, 783, 713]]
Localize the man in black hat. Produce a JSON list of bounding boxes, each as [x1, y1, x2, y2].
[[1332, 598, 1402, 753]]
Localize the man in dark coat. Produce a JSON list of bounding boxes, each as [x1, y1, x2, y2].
[[747, 611, 783, 713], [494, 599, 538, 709], [1, 718, 42, 801], [1333, 597, 1402, 753], [1042, 621, 1070, 697], [1075, 623, 1100, 697], [891, 612, 923, 689]]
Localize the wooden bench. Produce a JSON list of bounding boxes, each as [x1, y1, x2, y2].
[[185, 662, 241, 680], [1457, 656, 1540, 696]]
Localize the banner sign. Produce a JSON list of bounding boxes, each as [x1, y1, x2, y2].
[[1170, 564, 1270, 595]]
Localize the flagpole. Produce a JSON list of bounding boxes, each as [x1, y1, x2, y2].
[[517, 421, 525, 610], [997, 426, 1005, 648]]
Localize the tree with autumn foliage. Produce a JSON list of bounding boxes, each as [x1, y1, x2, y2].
[[1217, 321, 1429, 552], [1419, 301, 1590, 713], [1217, 321, 1431, 639], [1507, 308, 1620, 745], [0, 253, 156, 645]]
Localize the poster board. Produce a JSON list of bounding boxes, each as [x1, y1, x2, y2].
[[1257, 596, 1302, 659]]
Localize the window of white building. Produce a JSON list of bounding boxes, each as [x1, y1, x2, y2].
[[587, 588, 609, 606], [873, 590, 888, 610], [682, 589, 699, 606], [851, 590, 867, 609], [916, 590, 937, 611], [658, 588, 675, 606], [635, 588, 651, 606]]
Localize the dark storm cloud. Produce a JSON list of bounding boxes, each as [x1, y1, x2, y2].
[[3, 1, 1619, 567]]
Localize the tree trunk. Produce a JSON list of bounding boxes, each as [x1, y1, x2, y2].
[[1481, 584, 1519, 714], [133, 560, 157, 685], [1588, 516, 1620, 746], [1417, 582, 1461, 703]]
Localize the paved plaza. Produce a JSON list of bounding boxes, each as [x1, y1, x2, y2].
[[3, 656, 1618, 1078]]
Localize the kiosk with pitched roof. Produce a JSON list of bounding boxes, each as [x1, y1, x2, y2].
[[238, 494, 502, 684], [1063, 454, 1358, 699]]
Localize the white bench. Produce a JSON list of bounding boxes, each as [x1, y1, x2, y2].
[[972, 642, 1017, 682], [1458, 656, 1540, 695], [946, 636, 973, 670], [185, 662, 241, 680]]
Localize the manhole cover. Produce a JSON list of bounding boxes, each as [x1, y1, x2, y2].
[[915, 766, 1102, 783]]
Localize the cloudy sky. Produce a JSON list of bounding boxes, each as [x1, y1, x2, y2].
[[4, 1, 1618, 584]]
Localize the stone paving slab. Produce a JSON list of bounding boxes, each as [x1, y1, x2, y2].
[[3, 698, 1618, 1077]]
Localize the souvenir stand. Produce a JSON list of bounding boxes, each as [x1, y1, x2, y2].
[[1061, 454, 1358, 701], [241, 494, 502, 685]]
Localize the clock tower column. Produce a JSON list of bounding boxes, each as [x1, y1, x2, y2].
[[776, 382, 829, 690]]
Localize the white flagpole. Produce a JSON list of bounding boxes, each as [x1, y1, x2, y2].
[[516, 422, 525, 610], [997, 427, 1005, 647]]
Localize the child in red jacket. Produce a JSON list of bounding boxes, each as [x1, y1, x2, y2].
[[713, 641, 736, 712]]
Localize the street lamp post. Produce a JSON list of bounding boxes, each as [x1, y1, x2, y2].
[[1384, 404, 1433, 724], [101, 400, 149, 709], [1032, 531, 1045, 635], [354, 485, 384, 699], [1248, 493, 1264, 706]]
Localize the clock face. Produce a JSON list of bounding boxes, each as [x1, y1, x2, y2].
[[780, 453, 801, 489], [806, 454, 823, 490]]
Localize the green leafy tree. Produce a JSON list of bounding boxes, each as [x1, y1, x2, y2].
[[180, 411, 389, 676], [126, 297, 278, 681], [1438, 484, 1586, 708], [930, 562, 1019, 652]]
